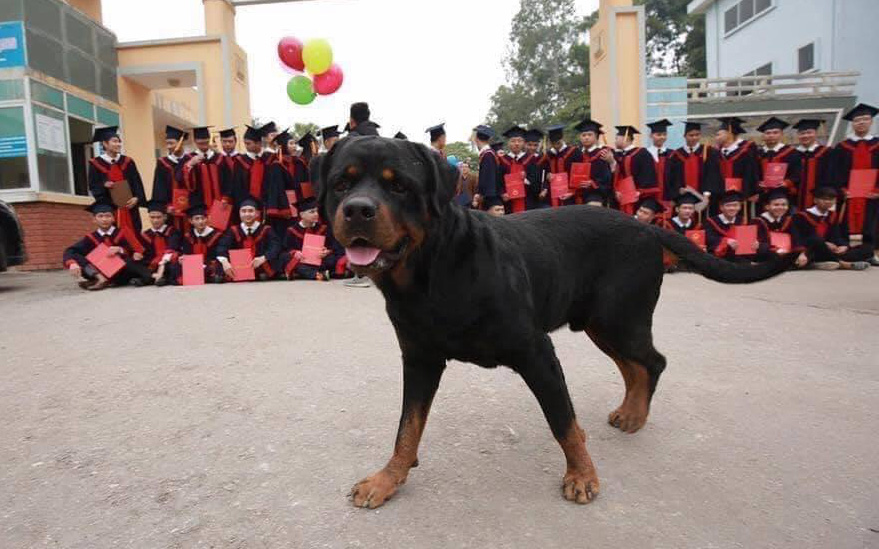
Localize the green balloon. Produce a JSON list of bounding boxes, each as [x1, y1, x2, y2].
[[287, 75, 316, 105]]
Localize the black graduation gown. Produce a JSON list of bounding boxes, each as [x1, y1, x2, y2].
[[669, 217, 702, 235], [794, 145, 833, 211], [757, 145, 802, 202], [216, 223, 283, 279], [704, 214, 754, 260], [719, 140, 760, 199], [666, 145, 723, 202], [754, 213, 798, 259], [570, 146, 613, 191], [524, 153, 550, 209], [281, 221, 340, 279], [62, 227, 151, 284], [233, 154, 267, 209], [832, 137, 879, 241], [139, 225, 183, 272], [793, 208, 874, 263], [88, 155, 146, 234], [178, 152, 225, 208], [614, 147, 658, 213], [477, 148, 502, 201], [264, 157, 295, 235]]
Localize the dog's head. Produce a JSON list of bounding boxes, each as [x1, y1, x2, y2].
[[319, 136, 457, 280]]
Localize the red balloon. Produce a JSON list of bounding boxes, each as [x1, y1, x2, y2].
[[314, 63, 344, 95], [278, 37, 305, 72]]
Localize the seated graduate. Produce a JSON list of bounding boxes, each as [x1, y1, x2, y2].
[[582, 187, 608, 207], [216, 197, 283, 281], [705, 190, 759, 261], [281, 197, 337, 281], [669, 192, 707, 234], [140, 200, 182, 286], [634, 197, 670, 228], [792, 186, 872, 271], [63, 202, 152, 291], [176, 203, 225, 284], [754, 187, 798, 262], [484, 195, 506, 217]]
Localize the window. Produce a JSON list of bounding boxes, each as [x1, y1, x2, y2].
[[68, 116, 93, 196], [798, 42, 815, 73], [0, 106, 29, 190], [724, 0, 773, 35], [737, 63, 772, 96], [32, 104, 70, 194]]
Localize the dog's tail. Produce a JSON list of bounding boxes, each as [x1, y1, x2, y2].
[[648, 225, 797, 284]]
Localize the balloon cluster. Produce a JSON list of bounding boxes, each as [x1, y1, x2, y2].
[[278, 37, 344, 105]]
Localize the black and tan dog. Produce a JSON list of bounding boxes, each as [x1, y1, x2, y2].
[[318, 136, 794, 509]]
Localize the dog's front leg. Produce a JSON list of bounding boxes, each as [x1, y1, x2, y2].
[[517, 334, 600, 504], [350, 352, 445, 509]]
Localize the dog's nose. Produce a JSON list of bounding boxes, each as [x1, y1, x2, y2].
[[343, 197, 377, 223]]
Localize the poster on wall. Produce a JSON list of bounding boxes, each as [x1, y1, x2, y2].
[[0, 136, 26, 158], [36, 114, 67, 154], [0, 22, 26, 69]]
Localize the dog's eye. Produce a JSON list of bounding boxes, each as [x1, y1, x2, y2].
[[333, 179, 351, 194], [388, 179, 407, 194]]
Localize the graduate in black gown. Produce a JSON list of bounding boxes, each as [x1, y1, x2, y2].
[[232, 125, 268, 212], [613, 125, 658, 214], [263, 130, 295, 236], [523, 128, 550, 209], [281, 197, 339, 281], [704, 190, 756, 261], [151, 125, 190, 232], [473, 125, 502, 209], [216, 197, 283, 281], [666, 121, 723, 209], [716, 117, 760, 213], [832, 103, 879, 252], [176, 204, 225, 284], [139, 200, 182, 286], [755, 117, 801, 205], [645, 119, 673, 200], [793, 186, 873, 270], [87, 126, 147, 240], [791, 119, 833, 212], [569, 118, 613, 205], [179, 126, 226, 211]]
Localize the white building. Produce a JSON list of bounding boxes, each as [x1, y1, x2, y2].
[[688, 0, 878, 110]]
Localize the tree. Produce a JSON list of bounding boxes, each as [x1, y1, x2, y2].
[[444, 141, 478, 168], [486, 0, 596, 139], [636, 0, 706, 78], [292, 122, 320, 140]]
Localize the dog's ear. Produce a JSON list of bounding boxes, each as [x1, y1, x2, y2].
[[411, 142, 456, 217]]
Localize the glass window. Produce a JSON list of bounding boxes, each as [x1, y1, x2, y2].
[[724, 6, 737, 33], [755, 62, 772, 76], [64, 11, 94, 57], [31, 79, 64, 109], [755, 0, 772, 14], [65, 47, 97, 95], [32, 105, 70, 194], [798, 42, 815, 73], [0, 106, 29, 190], [739, 0, 754, 22], [68, 116, 93, 197], [66, 94, 94, 121], [25, 29, 65, 81], [96, 107, 119, 127], [0, 79, 24, 101], [0, 0, 24, 21], [23, 0, 62, 38]]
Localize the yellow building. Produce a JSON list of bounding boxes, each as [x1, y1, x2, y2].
[[0, 0, 252, 269]]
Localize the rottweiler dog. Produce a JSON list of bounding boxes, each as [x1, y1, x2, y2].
[[318, 136, 794, 509]]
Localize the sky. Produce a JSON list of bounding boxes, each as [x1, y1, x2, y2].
[[102, 0, 599, 145]]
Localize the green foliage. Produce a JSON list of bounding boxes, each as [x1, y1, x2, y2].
[[444, 141, 478, 168], [292, 122, 320, 140], [636, 0, 707, 78]]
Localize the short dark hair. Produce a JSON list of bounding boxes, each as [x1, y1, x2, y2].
[[350, 102, 370, 124], [813, 186, 838, 199]]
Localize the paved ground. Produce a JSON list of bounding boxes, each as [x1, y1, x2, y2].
[[1, 269, 878, 549]]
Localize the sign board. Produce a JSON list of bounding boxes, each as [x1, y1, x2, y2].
[[0, 136, 26, 158], [0, 22, 25, 69], [35, 113, 66, 154]]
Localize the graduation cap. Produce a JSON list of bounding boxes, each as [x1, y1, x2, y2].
[[674, 193, 701, 206], [615, 125, 640, 140], [483, 195, 504, 209], [393, 131, 408, 140], [297, 133, 316, 149], [299, 196, 318, 211], [92, 126, 119, 143], [524, 128, 544, 143], [792, 119, 822, 132], [473, 125, 495, 141], [842, 103, 878, 121], [239, 196, 262, 210], [546, 124, 566, 142], [582, 187, 607, 204], [765, 187, 791, 202], [321, 125, 340, 140], [719, 189, 744, 204], [244, 125, 262, 142], [756, 117, 790, 132], [219, 127, 237, 139], [165, 125, 187, 141], [646, 119, 673, 134], [490, 141, 505, 152], [186, 204, 208, 217], [260, 121, 278, 135], [574, 118, 603, 134], [717, 116, 746, 135], [85, 201, 115, 215], [502, 125, 527, 139], [192, 126, 213, 140], [636, 197, 664, 213], [683, 120, 704, 133], [425, 123, 446, 141], [145, 199, 168, 213], [813, 186, 838, 199], [273, 130, 293, 147]]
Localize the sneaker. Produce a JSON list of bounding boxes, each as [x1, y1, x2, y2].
[[811, 261, 840, 271], [322, 269, 332, 281], [155, 277, 169, 287], [78, 279, 96, 290], [869, 256, 879, 267], [847, 261, 871, 271], [344, 275, 371, 288]]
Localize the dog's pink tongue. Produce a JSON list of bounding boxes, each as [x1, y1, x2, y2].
[[345, 246, 382, 266]]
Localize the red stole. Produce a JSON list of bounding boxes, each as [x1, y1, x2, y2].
[[839, 140, 879, 233], [90, 157, 141, 250], [799, 146, 828, 211]]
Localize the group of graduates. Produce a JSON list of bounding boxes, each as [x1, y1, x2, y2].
[[63, 100, 879, 290], [457, 102, 879, 271]]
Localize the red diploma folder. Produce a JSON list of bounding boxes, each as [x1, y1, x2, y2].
[[685, 229, 706, 250], [302, 233, 326, 266], [550, 173, 570, 199], [208, 200, 232, 232], [570, 162, 592, 189], [86, 243, 125, 278], [761, 163, 787, 188], [725, 178, 743, 192], [172, 188, 190, 214], [504, 172, 526, 199], [731, 225, 758, 255], [769, 231, 792, 252], [616, 176, 639, 205], [229, 249, 255, 281], [847, 169, 878, 199], [510, 163, 525, 176], [299, 182, 315, 199], [180, 254, 205, 286]]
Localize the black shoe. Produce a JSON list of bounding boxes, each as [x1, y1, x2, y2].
[[155, 277, 169, 287], [130, 278, 144, 287]]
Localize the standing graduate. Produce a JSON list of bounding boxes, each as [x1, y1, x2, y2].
[[793, 187, 873, 270], [259, 121, 280, 161], [569, 118, 614, 204], [473, 125, 502, 209], [347, 102, 381, 137], [233, 125, 268, 212], [180, 126, 227, 210], [218, 127, 239, 202], [87, 126, 147, 239], [139, 200, 182, 286], [63, 202, 151, 291], [263, 130, 295, 235], [613, 125, 658, 214], [294, 132, 317, 193], [792, 119, 833, 212], [523, 128, 549, 209], [716, 117, 760, 214], [832, 103, 879, 256], [178, 203, 226, 284], [756, 117, 801, 202], [320, 125, 341, 153], [216, 197, 283, 281], [426, 123, 447, 158], [545, 124, 577, 207], [499, 125, 529, 213], [666, 121, 723, 207], [151, 125, 190, 232], [645, 119, 674, 200]]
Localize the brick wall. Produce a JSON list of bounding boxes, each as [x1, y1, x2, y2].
[[15, 202, 95, 271]]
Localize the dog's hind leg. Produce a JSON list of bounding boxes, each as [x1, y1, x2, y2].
[[515, 333, 600, 504], [350, 351, 445, 509]]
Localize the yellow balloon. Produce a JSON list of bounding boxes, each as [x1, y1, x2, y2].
[[302, 39, 333, 76]]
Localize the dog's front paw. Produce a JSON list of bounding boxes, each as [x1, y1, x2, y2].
[[350, 468, 405, 509], [608, 403, 648, 433], [562, 467, 600, 504]]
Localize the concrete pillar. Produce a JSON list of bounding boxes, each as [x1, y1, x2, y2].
[[203, 0, 236, 40], [118, 77, 157, 211]]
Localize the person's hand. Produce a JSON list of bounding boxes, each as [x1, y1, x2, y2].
[[252, 256, 266, 269], [132, 252, 144, 261], [104, 181, 115, 189], [599, 149, 612, 162], [219, 258, 234, 277], [867, 192, 879, 200], [561, 192, 573, 201], [796, 252, 809, 268], [107, 246, 124, 256], [502, 193, 510, 202], [188, 155, 204, 167], [539, 189, 548, 199], [752, 240, 759, 252], [776, 248, 788, 255], [68, 264, 82, 278], [126, 197, 138, 209], [836, 245, 849, 254], [826, 243, 839, 253], [320, 247, 331, 258], [727, 239, 738, 250]]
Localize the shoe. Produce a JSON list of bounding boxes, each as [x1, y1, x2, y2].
[[344, 275, 371, 288], [322, 270, 332, 281], [87, 279, 111, 291], [869, 256, 879, 267], [78, 279, 96, 290], [811, 261, 840, 271], [155, 277, 168, 287], [848, 261, 870, 271], [130, 278, 146, 287]]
